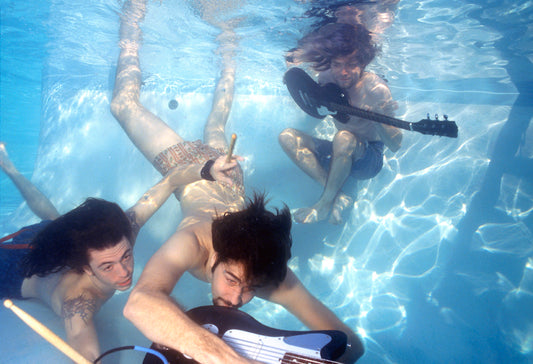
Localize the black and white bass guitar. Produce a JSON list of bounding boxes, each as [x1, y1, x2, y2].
[[143, 305, 347, 364]]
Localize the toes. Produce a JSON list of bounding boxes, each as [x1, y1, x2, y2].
[[293, 208, 319, 224]]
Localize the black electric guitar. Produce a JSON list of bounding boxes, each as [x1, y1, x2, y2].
[[143, 306, 347, 364], [284, 67, 458, 138]]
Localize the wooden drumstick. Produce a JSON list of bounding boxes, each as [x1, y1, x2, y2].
[[3, 299, 92, 364], [226, 133, 237, 163]]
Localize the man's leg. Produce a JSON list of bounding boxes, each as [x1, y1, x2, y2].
[[304, 130, 363, 223], [279, 127, 331, 185], [111, 0, 183, 165], [0, 142, 60, 220], [203, 24, 239, 151], [280, 129, 363, 223]]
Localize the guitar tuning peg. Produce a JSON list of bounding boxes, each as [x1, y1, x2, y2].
[[434, 114, 439, 120], [444, 114, 448, 120]]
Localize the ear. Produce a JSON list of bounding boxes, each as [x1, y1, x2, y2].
[[83, 265, 95, 276], [210, 253, 218, 267], [209, 253, 219, 273]]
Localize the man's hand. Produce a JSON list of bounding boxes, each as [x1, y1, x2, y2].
[[210, 155, 243, 186]]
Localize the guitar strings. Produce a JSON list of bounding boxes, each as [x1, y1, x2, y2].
[[222, 335, 337, 364]]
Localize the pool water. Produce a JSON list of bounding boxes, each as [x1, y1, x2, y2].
[[1, 0, 532, 363]]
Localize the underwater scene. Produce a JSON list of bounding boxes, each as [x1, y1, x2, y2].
[[1, 0, 532, 363]]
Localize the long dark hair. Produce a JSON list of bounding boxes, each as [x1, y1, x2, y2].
[[20, 198, 133, 277], [288, 22, 377, 71], [211, 193, 292, 288]]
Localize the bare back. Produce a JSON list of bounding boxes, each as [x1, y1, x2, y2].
[[177, 179, 245, 230]]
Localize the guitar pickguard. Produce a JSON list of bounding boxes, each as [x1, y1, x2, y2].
[[142, 306, 347, 364]]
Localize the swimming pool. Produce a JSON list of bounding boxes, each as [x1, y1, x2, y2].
[[1, 0, 532, 362]]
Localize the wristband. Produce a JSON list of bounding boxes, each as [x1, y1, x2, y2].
[[200, 159, 216, 181]]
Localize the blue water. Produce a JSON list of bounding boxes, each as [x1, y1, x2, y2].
[[1, 0, 532, 363]]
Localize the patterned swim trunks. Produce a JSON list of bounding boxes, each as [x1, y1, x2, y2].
[[153, 140, 244, 195]]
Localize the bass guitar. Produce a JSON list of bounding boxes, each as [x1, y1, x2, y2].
[[284, 67, 458, 138], [143, 305, 347, 364]]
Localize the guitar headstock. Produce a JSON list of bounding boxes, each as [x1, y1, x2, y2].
[[413, 114, 458, 138]]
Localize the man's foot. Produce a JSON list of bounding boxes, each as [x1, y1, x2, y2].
[[293, 204, 330, 224], [0, 142, 15, 173], [329, 194, 353, 225]]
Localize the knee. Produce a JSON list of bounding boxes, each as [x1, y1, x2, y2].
[[278, 128, 298, 149], [110, 94, 138, 121], [333, 130, 364, 159], [333, 130, 357, 150], [110, 95, 123, 119]]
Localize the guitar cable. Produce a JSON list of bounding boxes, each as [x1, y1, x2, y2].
[[93, 345, 169, 364]]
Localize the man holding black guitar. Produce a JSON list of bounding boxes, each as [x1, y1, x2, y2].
[[281, 22, 403, 225]]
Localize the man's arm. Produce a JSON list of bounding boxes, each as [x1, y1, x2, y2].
[[366, 77, 402, 152], [0, 142, 60, 220], [125, 155, 240, 240], [61, 293, 102, 362], [260, 269, 364, 363], [124, 228, 255, 364]]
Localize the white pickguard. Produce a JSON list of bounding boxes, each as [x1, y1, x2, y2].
[[202, 325, 333, 363]]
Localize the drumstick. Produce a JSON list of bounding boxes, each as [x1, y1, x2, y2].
[[226, 133, 237, 163], [3, 299, 92, 364]]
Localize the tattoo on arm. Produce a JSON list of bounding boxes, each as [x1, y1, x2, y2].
[[126, 209, 141, 238], [61, 294, 98, 327]]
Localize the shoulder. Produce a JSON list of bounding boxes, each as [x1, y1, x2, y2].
[[347, 71, 394, 113], [360, 72, 390, 93], [163, 223, 210, 258], [139, 222, 212, 284]]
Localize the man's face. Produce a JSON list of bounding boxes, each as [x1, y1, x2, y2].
[[211, 260, 255, 308], [330, 51, 363, 90], [85, 237, 134, 291]]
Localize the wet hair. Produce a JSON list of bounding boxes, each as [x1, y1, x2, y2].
[[21, 198, 133, 277], [287, 22, 377, 71], [211, 193, 292, 288]]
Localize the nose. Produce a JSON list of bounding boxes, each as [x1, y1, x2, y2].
[[227, 288, 244, 308], [117, 262, 131, 278]]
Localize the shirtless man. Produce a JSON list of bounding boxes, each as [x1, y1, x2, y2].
[[0, 141, 230, 361], [280, 22, 402, 224], [111, 1, 364, 363]]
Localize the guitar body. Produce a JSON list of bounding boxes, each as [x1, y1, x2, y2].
[[143, 306, 347, 364]]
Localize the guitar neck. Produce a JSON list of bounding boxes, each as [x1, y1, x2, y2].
[[327, 101, 412, 130], [281, 352, 340, 364]]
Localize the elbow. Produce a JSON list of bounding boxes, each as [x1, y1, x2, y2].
[[388, 134, 402, 153], [343, 331, 365, 363], [389, 143, 401, 153], [352, 338, 365, 362], [123, 287, 142, 323]]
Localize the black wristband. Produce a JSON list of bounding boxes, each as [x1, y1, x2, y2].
[[200, 159, 216, 181]]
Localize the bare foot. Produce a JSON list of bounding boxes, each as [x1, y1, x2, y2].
[[329, 194, 353, 225], [293, 205, 329, 224], [0, 142, 15, 173]]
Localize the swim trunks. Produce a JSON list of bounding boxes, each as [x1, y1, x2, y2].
[[153, 140, 244, 196], [312, 137, 384, 180], [0, 220, 51, 299]]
